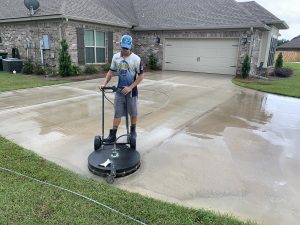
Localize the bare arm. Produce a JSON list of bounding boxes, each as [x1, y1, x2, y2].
[[99, 70, 115, 90]]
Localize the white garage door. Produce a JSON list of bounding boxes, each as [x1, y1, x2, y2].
[[164, 38, 239, 75]]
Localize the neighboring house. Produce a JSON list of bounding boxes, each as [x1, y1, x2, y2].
[[0, 0, 288, 76], [276, 36, 300, 62]]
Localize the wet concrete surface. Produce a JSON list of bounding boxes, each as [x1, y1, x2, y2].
[[0, 71, 300, 224]]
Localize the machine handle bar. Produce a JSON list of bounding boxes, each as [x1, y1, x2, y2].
[[102, 86, 117, 92]]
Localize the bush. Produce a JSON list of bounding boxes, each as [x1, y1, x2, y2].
[[33, 63, 45, 75], [271, 68, 293, 77], [70, 64, 82, 76], [101, 63, 111, 72], [148, 53, 157, 70], [45, 66, 58, 76], [242, 54, 250, 79], [275, 52, 283, 68], [22, 60, 34, 74], [59, 39, 72, 77], [84, 65, 100, 74]]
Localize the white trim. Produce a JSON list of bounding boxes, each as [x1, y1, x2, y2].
[[85, 30, 106, 64], [0, 15, 131, 28]]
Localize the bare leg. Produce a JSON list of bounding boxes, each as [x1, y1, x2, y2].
[[113, 117, 121, 129], [130, 116, 137, 126]]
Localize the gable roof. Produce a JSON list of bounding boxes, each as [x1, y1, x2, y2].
[[277, 36, 300, 51], [0, 0, 286, 31], [131, 0, 266, 30], [0, 0, 135, 28], [238, 1, 288, 29]]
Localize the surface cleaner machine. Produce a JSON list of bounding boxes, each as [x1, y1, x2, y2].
[[88, 86, 140, 183]]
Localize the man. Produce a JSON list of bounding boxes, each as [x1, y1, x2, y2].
[[99, 34, 144, 143]]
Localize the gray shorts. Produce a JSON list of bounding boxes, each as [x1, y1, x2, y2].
[[114, 93, 138, 118]]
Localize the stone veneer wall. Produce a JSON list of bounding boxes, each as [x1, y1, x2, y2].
[[1, 21, 263, 76], [0, 20, 63, 67], [0, 19, 131, 68], [133, 29, 262, 76]]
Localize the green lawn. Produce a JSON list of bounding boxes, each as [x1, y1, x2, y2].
[[233, 63, 300, 98], [0, 71, 69, 92], [0, 136, 257, 225]]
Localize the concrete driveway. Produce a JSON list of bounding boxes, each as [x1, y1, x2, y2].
[[0, 71, 299, 225]]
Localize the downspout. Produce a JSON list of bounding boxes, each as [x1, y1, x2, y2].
[[249, 27, 255, 75], [58, 17, 69, 42]]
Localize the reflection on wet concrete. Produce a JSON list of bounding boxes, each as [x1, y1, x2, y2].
[[187, 92, 273, 138], [0, 72, 300, 225]]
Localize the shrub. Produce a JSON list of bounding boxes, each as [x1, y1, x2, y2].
[[275, 52, 283, 68], [84, 65, 100, 74], [148, 53, 157, 70], [242, 54, 250, 79], [70, 64, 82, 76], [59, 39, 72, 77], [101, 63, 111, 72], [33, 63, 45, 75], [22, 60, 34, 74], [45, 66, 58, 76], [271, 68, 293, 78]]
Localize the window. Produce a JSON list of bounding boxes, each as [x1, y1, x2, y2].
[[84, 30, 105, 63], [267, 37, 277, 67]]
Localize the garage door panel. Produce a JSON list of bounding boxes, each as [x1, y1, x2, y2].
[[164, 38, 238, 75], [165, 56, 237, 66], [166, 49, 236, 59], [165, 63, 235, 74]]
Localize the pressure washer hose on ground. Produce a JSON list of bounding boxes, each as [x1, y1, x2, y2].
[[0, 166, 147, 225]]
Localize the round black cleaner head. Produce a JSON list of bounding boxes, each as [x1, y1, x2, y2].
[[88, 144, 140, 178]]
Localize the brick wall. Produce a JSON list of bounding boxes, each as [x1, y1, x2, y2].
[[0, 20, 63, 67], [0, 20, 130, 68], [1, 20, 263, 76]]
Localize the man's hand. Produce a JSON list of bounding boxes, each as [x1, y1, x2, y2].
[[98, 84, 106, 91], [121, 86, 132, 95]]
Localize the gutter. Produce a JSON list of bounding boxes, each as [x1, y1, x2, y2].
[[133, 24, 271, 31], [0, 15, 64, 23], [0, 15, 132, 29]]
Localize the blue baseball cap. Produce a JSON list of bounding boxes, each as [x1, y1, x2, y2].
[[120, 35, 133, 49]]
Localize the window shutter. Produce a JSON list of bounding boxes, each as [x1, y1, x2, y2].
[[77, 28, 85, 65], [107, 32, 113, 63]]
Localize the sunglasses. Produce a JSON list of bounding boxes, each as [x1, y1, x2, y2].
[[121, 47, 129, 50]]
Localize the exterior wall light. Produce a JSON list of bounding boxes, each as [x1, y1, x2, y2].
[[155, 36, 160, 44]]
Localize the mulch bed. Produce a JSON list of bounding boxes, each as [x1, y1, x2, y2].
[[16, 73, 107, 81]]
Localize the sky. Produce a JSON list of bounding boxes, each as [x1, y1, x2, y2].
[[237, 0, 300, 40]]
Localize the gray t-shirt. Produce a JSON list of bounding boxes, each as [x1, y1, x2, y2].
[[110, 52, 143, 96]]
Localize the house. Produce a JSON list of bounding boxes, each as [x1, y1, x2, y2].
[[276, 35, 300, 62], [0, 0, 288, 76]]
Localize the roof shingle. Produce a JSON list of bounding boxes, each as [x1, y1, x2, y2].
[[131, 0, 265, 30], [238, 1, 288, 29], [277, 36, 300, 50], [0, 0, 287, 30]]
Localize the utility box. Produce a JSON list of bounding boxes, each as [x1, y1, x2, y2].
[[2, 58, 23, 73], [42, 35, 51, 50], [0, 52, 8, 71]]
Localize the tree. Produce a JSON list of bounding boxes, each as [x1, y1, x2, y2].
[[275, 52, 283, 68], [59, 39, 72, 76], [242, 54, 250, 79], [277, 39, 289, 47]]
